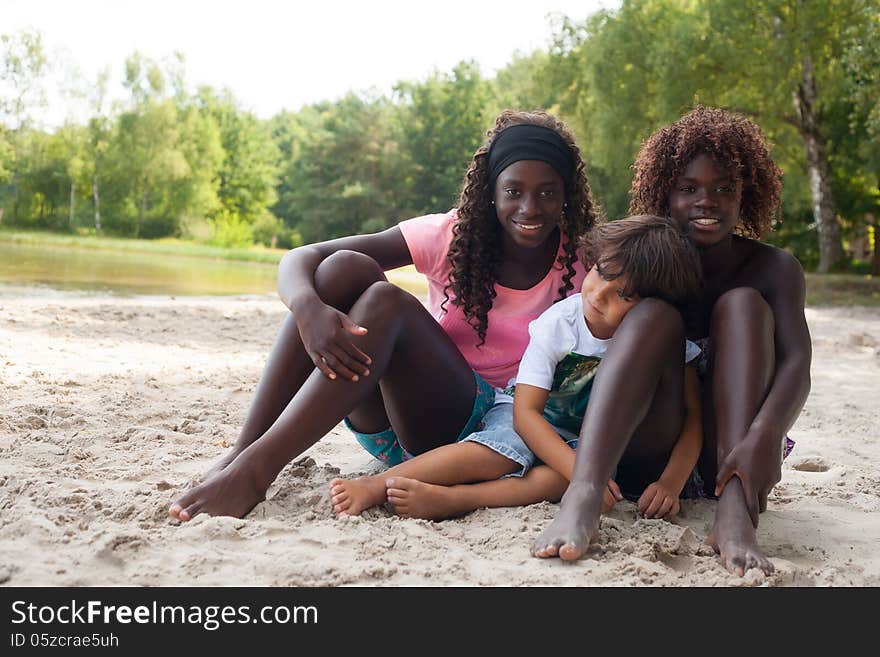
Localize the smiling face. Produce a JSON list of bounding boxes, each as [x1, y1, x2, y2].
[[493, 159, 565, 251], [667, 153, 742, 249], [580, 263, 640, 339]]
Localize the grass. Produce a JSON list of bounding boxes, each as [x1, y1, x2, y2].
[[0, 228, 287, 264], [805, 273, 880, 307], [2, 228, 876, 305]]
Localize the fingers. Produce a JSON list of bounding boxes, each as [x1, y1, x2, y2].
[[310, 351, 339, 380], [325, 346, 371, 380], [655, 496, 675, 519], [743, 486, 760, 528], [714, 464, 737, 497], [340, 315, 369, 336], [602, 487, 615, 513], [636, 490, 649, 515], [607, 479, 623, 501], [758, 490, 768, 514], [643, 492, 665, 519], [717, 467, 761, 527], [310, 343, 372, 381]]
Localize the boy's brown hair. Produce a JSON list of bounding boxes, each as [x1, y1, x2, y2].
[[580, 215, 703, 307]]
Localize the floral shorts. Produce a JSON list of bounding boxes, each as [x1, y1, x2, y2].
[[344, 370, 496, 466]]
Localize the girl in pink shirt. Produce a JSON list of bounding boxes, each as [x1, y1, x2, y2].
[[169, 110, 597, 522]]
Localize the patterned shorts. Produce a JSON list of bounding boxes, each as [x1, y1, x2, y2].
[[344, 370, 496, 466]]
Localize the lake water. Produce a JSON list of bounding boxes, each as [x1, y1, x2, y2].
[[0, 241, 427, 297]]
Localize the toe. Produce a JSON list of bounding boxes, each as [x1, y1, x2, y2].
[[559, 543, 583, 561], [180, 502, 201, 522]]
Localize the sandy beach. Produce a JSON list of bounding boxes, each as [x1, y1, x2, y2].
[[1, 288, 878, 587]]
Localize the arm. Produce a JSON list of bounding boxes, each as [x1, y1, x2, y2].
[[715, 250, 812, 524], [277, 226, 414, 380], [637, 365, 703, 518], [513, 384, 575, 480], [513, 384, 622, 512]]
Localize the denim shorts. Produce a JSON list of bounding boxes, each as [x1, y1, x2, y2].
[[461, 403, 711, 499], [344, 370, 496, 466], [459, 401, 579, 478]]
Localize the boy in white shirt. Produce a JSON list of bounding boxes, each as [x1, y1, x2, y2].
[[331, 215, 704, 522]]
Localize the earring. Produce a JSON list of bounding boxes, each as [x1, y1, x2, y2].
[[490, 200, 495, 205]]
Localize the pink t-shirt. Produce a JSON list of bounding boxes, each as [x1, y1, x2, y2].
[[398, 210, 587, 388]]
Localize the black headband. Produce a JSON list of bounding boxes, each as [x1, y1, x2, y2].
[[487, 124, 575, 190]]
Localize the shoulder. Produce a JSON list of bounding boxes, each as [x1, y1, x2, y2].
[[539, 294, 582, 323], [737, 238, 805, 293], [398, 209, 458, 272], [530, 295, 581, 339], [398, 209, 457, 239]]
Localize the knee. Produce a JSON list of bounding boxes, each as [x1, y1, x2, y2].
[[617, 297, 684, 345], [350, 281, 417, 322], [314, 250, 386, 308], [711, 287, 773, 336]]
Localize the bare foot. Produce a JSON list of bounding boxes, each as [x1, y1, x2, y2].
[[168, 458, 267, 521], [531, 482, 603, 561], [201, 445, 243, 480], [385, 477, 462, 520], [329, 476, 387, 516], [706, 477, 774, 576]]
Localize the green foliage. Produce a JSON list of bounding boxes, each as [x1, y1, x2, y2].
[[197, 88, 280, 225], [547, 0, 877, 268], [209, 209, 253, 248], [1, 30, 47, 126], [278, 93, 403, 243], [0, 123, 12, 183], [251, 210, 300, 249], [1, 9, 877, 273], [394, 61, 491, 214]]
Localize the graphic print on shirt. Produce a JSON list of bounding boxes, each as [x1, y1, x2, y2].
[[505, 352, 601, 434]]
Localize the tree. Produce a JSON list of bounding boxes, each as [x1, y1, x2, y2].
[[490, 49, 563, 117], [281, 94, 401, 243], [197, 88, 279, 233], [394, 61, 491, 214], [697, 0, 876, 272], [1, 30, 47, 223], [551, 0, 877, 271]]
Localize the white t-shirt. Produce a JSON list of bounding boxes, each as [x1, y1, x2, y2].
[[496, 294, 700, 434]]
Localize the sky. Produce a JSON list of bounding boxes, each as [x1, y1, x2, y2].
[[3, 0, 619, 127]]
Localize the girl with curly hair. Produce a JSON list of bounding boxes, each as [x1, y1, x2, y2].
[[532, 106, 812, 579], [169, 109, 597, 521]]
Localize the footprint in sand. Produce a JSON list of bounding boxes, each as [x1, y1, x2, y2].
[[791, 456, 830, 472]]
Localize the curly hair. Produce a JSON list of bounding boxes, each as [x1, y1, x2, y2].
[[442, 109, 599, 345], [629, 106, 782, 239]]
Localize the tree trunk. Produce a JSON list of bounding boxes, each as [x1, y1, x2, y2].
[[793, 56, 844, 273], [69, 180, 75, 231], [92, 173, 101, 231]]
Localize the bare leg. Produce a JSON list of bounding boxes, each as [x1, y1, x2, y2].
[[532, 299, 686, 560], [387, 465, 569, 520], [198, 250, 391, 482], [170, 281, 478, 521], [703, 288, 776, 575], [329, 442, 518, 516]]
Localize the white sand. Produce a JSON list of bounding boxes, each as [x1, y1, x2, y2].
[[1, 289, 878, 586]]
